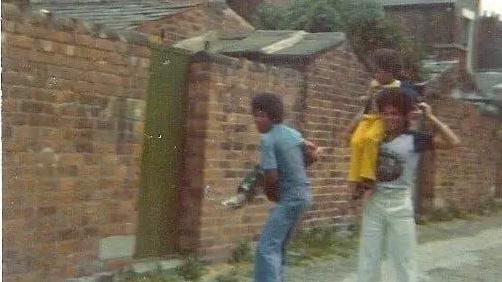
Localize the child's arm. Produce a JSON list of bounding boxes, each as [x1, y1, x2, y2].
[[418, 103, 461, 149], [344, 86, 373, 143], [346, 109, 365, 136]]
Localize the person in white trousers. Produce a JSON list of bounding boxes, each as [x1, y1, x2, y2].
[[356, 89, 461, 282]]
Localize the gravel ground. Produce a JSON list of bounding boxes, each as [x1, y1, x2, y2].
[[285, 211, 502, 282]]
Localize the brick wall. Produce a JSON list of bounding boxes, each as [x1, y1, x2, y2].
[[476, 15, 502, 69], [180, 46, 500, 261], [180, 53, 304, 261], [137, 2, 254, 46], [428, 99, 499, 211], [179, 46, 370, 261], [302, 47, 370, 229], [420, 68, 501, 211], [2, 2, 500, 281], [2, 5, 152, 281]]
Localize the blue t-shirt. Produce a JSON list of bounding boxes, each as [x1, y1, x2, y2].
[[260, 124, 311, 202]]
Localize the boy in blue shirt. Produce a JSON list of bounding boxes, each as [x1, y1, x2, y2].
[[250, 93, 313, 282], [221, 114, 318, 208]]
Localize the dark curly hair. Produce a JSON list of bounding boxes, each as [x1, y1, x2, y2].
[[376, 88, 414, 116], [251, 93, 284, 123]]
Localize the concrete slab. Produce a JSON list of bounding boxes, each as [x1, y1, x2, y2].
[[98, 235, 135, 260]]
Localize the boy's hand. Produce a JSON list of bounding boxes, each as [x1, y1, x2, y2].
[[304, 140, 319, 166], [264, 187, 279, 202], [351, 182, 374, 201], [263, 170, 279, 202], [357, 95, 370, 105], [417, 102, 433, 118]]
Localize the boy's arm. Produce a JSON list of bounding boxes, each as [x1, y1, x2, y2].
[[263, 170, 279, 202], [418, 103, 461, 150], [303, 140, 319, 167], [260, 137, 280, 202]]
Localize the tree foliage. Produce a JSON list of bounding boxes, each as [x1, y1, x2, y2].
[[252, 0, 425, 80]]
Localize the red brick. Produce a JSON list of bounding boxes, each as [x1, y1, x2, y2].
[[4, 33, 36, 49], [95, 38, 117, 51], [2, 98, 18, 112], [44, 31, 75, 44], [75, 34, 96, 48], [14, 22, 51, 39]]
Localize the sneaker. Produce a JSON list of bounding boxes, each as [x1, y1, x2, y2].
[[221, 194, 246, 209]]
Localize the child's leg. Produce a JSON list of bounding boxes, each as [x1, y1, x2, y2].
[[359, 117, 385, 181], [387, 192, 417, 282], [357, 195, 385, 282]]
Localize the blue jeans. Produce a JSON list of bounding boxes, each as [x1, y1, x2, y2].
[[254, 198, 311, 282]]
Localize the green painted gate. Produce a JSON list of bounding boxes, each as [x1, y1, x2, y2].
[[135, 47, 191, 258]]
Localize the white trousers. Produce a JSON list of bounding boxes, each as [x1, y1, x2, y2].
[[357, 189, 417, 282]]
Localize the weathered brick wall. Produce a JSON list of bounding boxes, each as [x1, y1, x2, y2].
[[428, 99, 499, 211], [2, 5, 152, 281], [419, 67, 501, 212], [180, 47, 500, 261], [476, 15, 502, 70], [302, 47, 370, 229], [180, 53, 304, 261], [137, 2, 254, 46], [2, 3, 500, 280], [180, 47, 370, 261]]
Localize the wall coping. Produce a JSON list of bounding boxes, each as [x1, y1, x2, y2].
[[2, 2, 161, 48], [191, 51, 243, 68]]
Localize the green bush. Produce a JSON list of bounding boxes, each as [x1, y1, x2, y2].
[[252, 0, 426, 80], [176, 256, 205, 281], [214, 268, 240, 282], [288, 227, 359, 262], [230, 240, 253, 263], [118, 268, 183, 282], [252, 3, 288, 30]]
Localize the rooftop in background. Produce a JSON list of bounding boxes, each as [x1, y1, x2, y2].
[[174, 30, 346, 61], [476, 71, 502, 96], [373, 0, 456, 6], [28, 0, 201, 30]]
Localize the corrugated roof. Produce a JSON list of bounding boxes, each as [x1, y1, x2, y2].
[[29, 0, 197, 30], [174, 30, 346, 59], [374, 0, 456, 6]]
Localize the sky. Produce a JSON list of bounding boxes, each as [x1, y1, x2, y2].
[[480, 0, 502, 16]]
